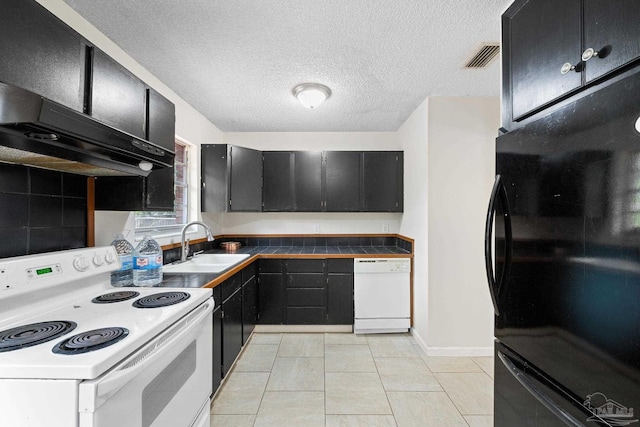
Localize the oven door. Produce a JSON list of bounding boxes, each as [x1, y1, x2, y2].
[[78, 299, 213, 427]]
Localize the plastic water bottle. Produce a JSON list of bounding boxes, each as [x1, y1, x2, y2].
[[110, 233, 134, 287], [133, 234, 163, 286]]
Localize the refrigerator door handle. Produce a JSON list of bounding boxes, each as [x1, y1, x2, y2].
[[484, 174, 512, 315], [498, 351, 585, 427]]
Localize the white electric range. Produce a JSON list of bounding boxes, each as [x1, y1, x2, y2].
[[0, 246, 213, 427]]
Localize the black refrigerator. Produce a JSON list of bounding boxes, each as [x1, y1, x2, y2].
[[486, 70, 640, 426]]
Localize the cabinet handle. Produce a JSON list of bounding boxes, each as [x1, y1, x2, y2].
[[581, 47, 599, 62], [560, 62, 580, 75]]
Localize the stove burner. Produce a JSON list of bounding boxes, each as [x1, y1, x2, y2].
[[92, 291, 140, 304], [52, 327, 129, 355], [0, 321, 77, 353], [133, 291, 190, 308]]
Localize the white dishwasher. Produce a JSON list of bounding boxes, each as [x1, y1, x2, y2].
[[353, 258, 411, 334]]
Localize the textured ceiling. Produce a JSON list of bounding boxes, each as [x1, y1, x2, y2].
[[62, 0, 511, 132]]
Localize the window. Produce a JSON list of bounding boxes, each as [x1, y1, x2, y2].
[[135, 140, 189, 233]]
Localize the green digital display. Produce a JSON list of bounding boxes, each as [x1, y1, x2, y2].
[[36, 267, 53, 276]]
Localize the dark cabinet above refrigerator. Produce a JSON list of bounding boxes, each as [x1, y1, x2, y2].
[[502, 0, 640, 132]]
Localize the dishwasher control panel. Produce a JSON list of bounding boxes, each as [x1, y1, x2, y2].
[[354, 258, 411, 273]]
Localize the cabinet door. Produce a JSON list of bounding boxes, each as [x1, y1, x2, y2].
[[257, 272, 284, 324], [263, 152, 293, 211], [363, 152, 403, 212], [325, 151, 362, 211], [327, 274, 354, 325], [201, 144, 228, 212], [506, 0, 582, 120], [91, 49, 146, 138], [212, 306, 222, 393], [327, 259, 354, 325], [0, 1, 84, 111], [229, 146, 262, 211], [222, 288, 243, 377], [294, 152, 322, 211], [242, 275, 257, 345], [147, 88, 175, 151], [583, 0, 640, 83]]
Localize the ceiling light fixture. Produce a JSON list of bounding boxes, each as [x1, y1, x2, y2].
[[293, 83, 331, 109]]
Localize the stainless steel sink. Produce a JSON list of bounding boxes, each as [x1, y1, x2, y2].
[[163, 253, 250, 274]]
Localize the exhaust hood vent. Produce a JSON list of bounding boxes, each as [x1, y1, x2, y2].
[[464, 43, 500, 68], [0, 82, 174, 176]]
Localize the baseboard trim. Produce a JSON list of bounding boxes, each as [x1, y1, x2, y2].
[[424, 346, 494, 357], [254, 324, 353, 333]]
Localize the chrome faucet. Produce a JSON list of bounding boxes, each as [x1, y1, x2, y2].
[[180, 221, 214, 262]]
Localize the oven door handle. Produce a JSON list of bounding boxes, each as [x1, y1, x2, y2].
[[81, 300, 212, 410]]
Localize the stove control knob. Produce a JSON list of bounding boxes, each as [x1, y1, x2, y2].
[[92, 254, 105, 266], [73, 256, 90, 272], [104, 252, 116, 264]]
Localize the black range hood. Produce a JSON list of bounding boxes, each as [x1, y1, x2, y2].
[[0, 82, 174, 176]]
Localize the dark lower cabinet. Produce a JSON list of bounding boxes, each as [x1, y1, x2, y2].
[[222, 286, 242, 377], [257, 260, 284, 324], [285, 259, 326, 324], [258, 258, 354, 325], [327, 259, 354, 324], [212, 305, 222, 395]]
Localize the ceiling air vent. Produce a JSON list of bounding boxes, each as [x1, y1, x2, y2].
[[464, 43, 500, 68]]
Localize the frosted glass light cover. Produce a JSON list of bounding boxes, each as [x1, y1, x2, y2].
[[293, 83, 331, 109]]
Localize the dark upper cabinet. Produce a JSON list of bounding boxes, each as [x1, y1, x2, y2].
[[147, 88, 176, 151], [583, 0, 640, 83], [201, 144, 262, 212], [506, 0, 582, 122], [363, 152, 403, 212], [230, 146, 262, 211], [90, 48, 146, 138], [0, 1, 84, 112], [294, 152, 323, 211], [263, 152, 293, 211], [324, 151, 362, 212], [94, 88, 175, 211], [263, 151, 322, 212], [503, 0, 640, 130]]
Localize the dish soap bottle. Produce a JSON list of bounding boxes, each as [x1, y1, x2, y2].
[[110, 233, 134, 287], [133, 234, 163, 286]]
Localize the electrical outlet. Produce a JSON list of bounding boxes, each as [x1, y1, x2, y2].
[[382, 224, 389, 233], [314, 224, 321, 233]]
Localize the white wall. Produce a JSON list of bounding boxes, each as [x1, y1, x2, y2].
[[208, 132, 403, 235], [397, 98, 430, 350], [36, 0, 224, 247], [426, 97, 498, 355]]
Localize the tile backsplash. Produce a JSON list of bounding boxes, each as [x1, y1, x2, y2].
[[0, 163, 87, 258]]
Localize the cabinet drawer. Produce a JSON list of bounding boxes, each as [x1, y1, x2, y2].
[[328, 259, 354, 273], [286, 307, 326, 324], [287, 288, 325, 307], [287, 273, 324, 288], [221, 273, 241, 302], [242, 261, 257, 283], [286, 259, 325, 273], [259, 259, 283, 274]]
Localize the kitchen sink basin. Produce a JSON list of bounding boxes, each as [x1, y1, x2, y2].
[[163, 253, 250, 274]]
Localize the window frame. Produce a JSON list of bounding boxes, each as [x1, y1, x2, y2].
[[134, 138, 193, 238]]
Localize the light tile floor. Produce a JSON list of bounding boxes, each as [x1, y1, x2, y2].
[[210, 333, 494, 427]]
